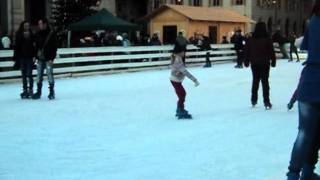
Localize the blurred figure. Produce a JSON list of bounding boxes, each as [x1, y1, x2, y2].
[[175, 31, 188, 63], [273, 28, 289, 59], [288, 32, 300, 62], [196, 34, 212, 68], [231, 29, 245, 68], [150, 33, 161, 46], [221, 36, 229, 44]]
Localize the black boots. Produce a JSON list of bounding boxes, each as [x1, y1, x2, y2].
[[32, 83, 42, 99], [33, 83, 55, 100], [48, 83, 55, 100], [20, 88, 33, 99]]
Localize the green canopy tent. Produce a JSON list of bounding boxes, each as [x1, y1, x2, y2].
[[69, 8, 139, 31], [68, 8, 140, 47]]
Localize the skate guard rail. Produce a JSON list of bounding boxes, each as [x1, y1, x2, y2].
[[0, 44, 237, 80]]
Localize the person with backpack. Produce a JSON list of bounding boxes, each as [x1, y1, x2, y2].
[[32, 18, 58, 100]]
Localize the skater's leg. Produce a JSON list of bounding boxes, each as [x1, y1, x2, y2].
[[251, 66, 260, 105], [287, 102, 320, 180], [261, 66, 271, 108]]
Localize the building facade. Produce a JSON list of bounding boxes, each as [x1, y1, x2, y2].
[[0, 0, 314, 38]]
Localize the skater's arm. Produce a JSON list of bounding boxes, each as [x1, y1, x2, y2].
[[268, 39, 276, 67]]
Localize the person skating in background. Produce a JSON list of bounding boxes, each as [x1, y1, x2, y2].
[[32, 18, 57, 100], [244, 22, 276, 110], [273, 28, 289, 59], [170, 43, 199, 119], [288, 32, 300, 62], [13, 20, 36, 99], [286, 1, 320, 179], [196, 34, 212, 68], [231, 29, 245, 68]]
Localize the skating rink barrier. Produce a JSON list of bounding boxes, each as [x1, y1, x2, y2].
[[0, 44, 306, 81]]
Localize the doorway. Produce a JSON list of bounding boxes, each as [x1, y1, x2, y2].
[[163, 25, 177, 44], [208, 26, 217, 44]]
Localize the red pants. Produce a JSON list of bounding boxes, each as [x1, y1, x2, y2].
[[171, 81, 186, 109]]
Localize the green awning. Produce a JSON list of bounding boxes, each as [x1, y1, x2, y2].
[[69, 8, 140, 31]]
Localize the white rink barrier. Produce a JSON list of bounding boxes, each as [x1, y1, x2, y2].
[[0, 43, 306, 81], [0, 44, 236, 81]]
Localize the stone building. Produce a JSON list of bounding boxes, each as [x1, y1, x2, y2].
[[0, 0, 314, 38]]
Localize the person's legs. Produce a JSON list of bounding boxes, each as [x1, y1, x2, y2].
[[261, 66, 271, 107], [25, 59, 34, 97], [295, 50, 300, 62], [46, 62, 55, 99], [171, 81, 186, 110], [287, 102, 320, 180], [20, 60, 28, 98], [289, 49, 293, 62], [33, 61, 45, 99], [251, 66, 260, 105]]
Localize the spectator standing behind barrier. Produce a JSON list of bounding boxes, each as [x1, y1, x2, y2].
[[221, 36, 229, 44], [196, 34, 212, 68], [244, 22, 276, 110], [286, 2, 320, 179], [32, 18, 58, 100], [13, 20, 36, 99], [1, 35, 11, 49], [0, 29, 3, 49], [272, 28, 289, 59], [288, 32, 300, 62], [150, 33, 161, 46], [231, 29, 245, 68]]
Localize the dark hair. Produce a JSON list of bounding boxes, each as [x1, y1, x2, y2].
[[17, 21, 28, 33], [38, 18, 51, 30], [252, 22, 269, 39]]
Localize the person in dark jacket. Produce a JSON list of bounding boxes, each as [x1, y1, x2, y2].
[[244, 22, 276, 109], [197, 34, 212, 68], [13, 20, 36, 99], [286, 2, 320, 179], [288, 32, 300, 62], [32, 18, 57, 100], [272, 29, 289, 59], [231, 29, 245, 68]]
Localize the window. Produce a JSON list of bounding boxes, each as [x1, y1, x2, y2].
[[211, 0, 222, 6], [191, 0, 202, 6], [154, 0, 166, 9], [233, 0, 245, 5], [174, 0, 184, 5], [154, 0, 161, 9]]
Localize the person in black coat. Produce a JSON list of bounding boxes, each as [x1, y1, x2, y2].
[[231, 29, 245, 68], [32, 18, 58, 100], [244, 22, 276, 109], [197, 34, 212, 68], [13, 20, 36, 99]]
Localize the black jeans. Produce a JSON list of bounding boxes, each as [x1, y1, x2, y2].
[[287, 102, 320, 180], [236, 50, 244, 66], [250, 65, 270, 104], [20, 58, 34, 91], [290, 48, 300, 62]]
